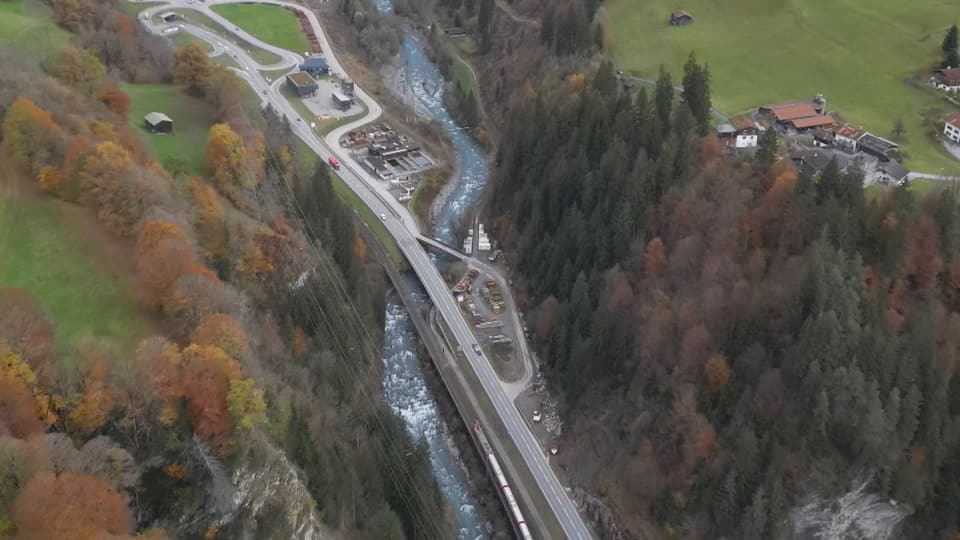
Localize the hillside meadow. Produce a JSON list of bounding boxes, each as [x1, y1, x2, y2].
[[606, 0, 960, 172]]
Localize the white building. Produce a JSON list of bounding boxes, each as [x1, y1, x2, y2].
[[931, 68, 960, 92], [944, 114, 960, 144], [716, 115, 761, 148], [477, 223, 491, 252]]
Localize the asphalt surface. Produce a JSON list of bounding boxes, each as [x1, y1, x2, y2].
[[136, 2, 593, 537]]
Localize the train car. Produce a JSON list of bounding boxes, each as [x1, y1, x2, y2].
[[472, 423, 534, 540]]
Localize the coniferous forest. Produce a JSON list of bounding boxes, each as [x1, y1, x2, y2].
[[492, 59, 960, 538]]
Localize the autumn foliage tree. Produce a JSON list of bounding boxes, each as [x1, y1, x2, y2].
[[67, 352, 115, 435], [45, 46, 104, 95], [135, 220, 196, 308], [1, 97, 64, 178], [191, 313, 250, 360], [10, 472, 133, 540], [174, 42, 213, 95], [95, 82, 131, 119], [180, 344, 242, 445], [205, 123, 261, 201]]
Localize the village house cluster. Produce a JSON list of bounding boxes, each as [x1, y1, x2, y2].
[[716, 95, 910, 185]]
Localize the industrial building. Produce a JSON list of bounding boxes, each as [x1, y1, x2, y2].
[[286, 72, 318, 98], [332, 91, 352, 111], [300, 57, 329, 77]]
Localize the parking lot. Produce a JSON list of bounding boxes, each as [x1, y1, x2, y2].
[[301, 78, 363, 118]]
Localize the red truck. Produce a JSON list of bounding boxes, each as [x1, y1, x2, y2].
[[327, 156, 340, 170]]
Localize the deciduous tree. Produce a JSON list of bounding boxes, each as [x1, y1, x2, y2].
[[10, 471, 134, 540], [174, 42, 213, 95]]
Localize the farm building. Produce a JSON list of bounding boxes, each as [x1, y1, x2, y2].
[[931, 68, 960, 92], [944, 113, 960, 143], [857, 133, 901, 162], [332, 91, 352, 111], [716, 115, 761, 148], [300, 57, 329, 77], [670, 10, 693, 26], [286, 72, 318, 98], [834, 125, 866, 152], [144, 112, 173, 134], [758, 98, 834, 131], [789, 115, 836, 131]]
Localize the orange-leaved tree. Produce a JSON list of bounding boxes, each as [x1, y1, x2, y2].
[[1, 97, 63, 178], [10, 471, 134, 540], [180, 344, 242, 445], [173, 42, 214, 95], [135, 220, 195, 309], [190, 313, 250, 360], [205, 122, 250, 199], [136, 337, 183, 426], [67, 352, 115, 435]]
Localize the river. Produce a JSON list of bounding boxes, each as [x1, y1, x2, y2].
[[375, 0, 493, 538]]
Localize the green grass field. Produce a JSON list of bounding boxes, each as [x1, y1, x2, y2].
[[122, 83, 217, 176], [0, 0, 71, 60], [606, 0, 960, 173], [211, 4, 311, 54], [0, 189, 147, 351]]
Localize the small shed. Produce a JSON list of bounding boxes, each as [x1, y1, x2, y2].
[[670, 10, 693, 26], [144, 112, 173, 134], [332, 91, 352, 111], [286, 72, 318, 98], [300, 57, 329, 77]]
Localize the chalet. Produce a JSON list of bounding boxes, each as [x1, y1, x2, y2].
[[931, 68, 960, 92], [332, 91, 352, 111], [144, 112, 173, 134], [790, 147, 863, 178], [299, 57, 329, 77], [857, 132, 901, 162], [834, 124, 865, 152], [875, 161, 909, 185], [286, 72, 318, 98], [716, 115, 762, 148], [944, 113, 960, 143], [670, 10, 693, 26]]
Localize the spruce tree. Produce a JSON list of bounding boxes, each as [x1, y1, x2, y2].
[[682, 52, 712, 135]]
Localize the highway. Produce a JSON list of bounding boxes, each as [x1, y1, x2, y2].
[[135, 2, 593, 538]]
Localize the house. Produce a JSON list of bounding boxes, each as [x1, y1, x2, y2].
[[299, 57, 329, 77], [670, 10, 693, 26], [144, 112, 173, 133], [875, 161, 909, 185], [716, 115, 762, 148], [834, 124, 865, 152], [286, 72, 318, 98], [857, 132, 900, 162], [944, 113, 960, 144], [812, 128, 835, 147], [931, 68, 960, 92], [332, 91, 352, 111]]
